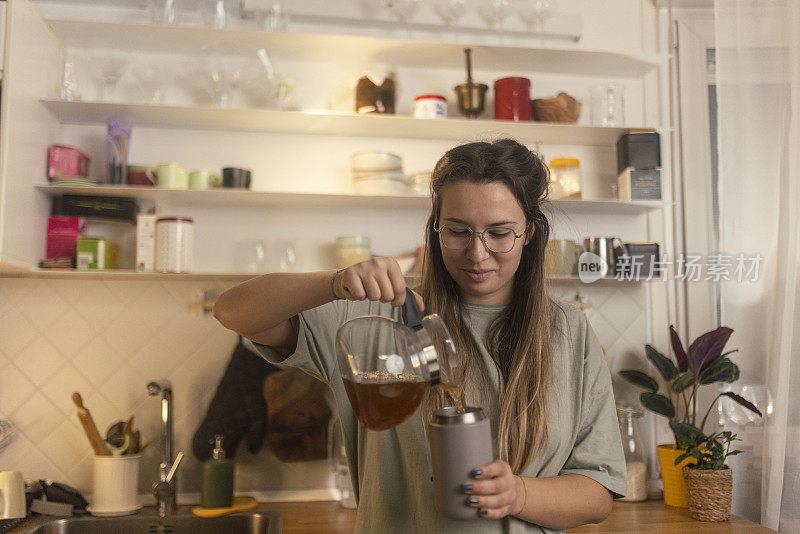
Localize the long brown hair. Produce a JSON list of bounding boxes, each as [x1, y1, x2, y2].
[[417, 139, 553, 473]]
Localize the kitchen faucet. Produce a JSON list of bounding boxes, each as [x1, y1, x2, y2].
[[147, 380, 184, 517]]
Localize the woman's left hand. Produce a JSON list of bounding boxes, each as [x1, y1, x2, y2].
[[462, 460, 522, 519]]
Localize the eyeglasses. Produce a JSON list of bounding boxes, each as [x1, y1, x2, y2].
[[435, 223, 524, 253]]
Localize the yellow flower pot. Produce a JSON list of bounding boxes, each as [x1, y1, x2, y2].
[[656, 444, 696, 508]]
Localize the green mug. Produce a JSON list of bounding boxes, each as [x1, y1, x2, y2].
[[150, 163, 188, 189], [189, 169, 221, 189]]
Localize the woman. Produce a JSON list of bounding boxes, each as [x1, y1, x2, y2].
[[213, 139, 626, 533]]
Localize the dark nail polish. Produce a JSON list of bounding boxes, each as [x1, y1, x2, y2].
[[470, 469, 482, 478], [468, 497, 479, 505], [461, 483, 473, 493], [481, 509, 488, 516]]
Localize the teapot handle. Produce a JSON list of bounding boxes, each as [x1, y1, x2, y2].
[[402, 287, 423, 331], [613, 237, 628, 257]]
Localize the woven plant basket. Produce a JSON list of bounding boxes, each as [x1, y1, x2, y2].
[[682, 466, 733, 522]]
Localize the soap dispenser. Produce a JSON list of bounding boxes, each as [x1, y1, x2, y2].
[[201, 435, 234, 508]]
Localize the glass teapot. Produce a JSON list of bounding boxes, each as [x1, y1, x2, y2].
[[335, 288, 458, 431]]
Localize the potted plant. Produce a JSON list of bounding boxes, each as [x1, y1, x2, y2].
[[675, 429, 746, 521], [619, 325, 761, 507]]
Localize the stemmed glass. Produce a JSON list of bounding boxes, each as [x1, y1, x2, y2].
[[474, 0, 512, 28], [91, 56, 128, 102], [131, 64, 172, 104], [516, 0, 557, 43], [240, 48, 293, 109], [183, 53, 239, 107]]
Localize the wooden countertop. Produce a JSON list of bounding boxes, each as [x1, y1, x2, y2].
[[252, 499, 775, 533], [11, 500, 775, 533]]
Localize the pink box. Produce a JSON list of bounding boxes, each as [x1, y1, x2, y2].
[[48, 145, 90, 179], [46, 216, 85, 260]]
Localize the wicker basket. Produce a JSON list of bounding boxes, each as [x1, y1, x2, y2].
[[682, 466, 733, 522], [531, 92, 582, 123]]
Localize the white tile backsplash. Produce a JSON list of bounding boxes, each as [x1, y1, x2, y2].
[[0, 277, 648, 500]]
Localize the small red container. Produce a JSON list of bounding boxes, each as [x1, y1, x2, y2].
[[493, 77, 531, 121], [48, 145, 90, 179]]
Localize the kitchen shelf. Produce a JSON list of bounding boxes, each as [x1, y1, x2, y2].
[[40, 99, 650, 146], [45, 19, 665, 77], [36, 185, 669, 212]]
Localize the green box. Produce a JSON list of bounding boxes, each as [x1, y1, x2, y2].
[[76, 238, 117, 270]]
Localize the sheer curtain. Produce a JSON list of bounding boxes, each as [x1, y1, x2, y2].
[[715, 0, 800, 531]]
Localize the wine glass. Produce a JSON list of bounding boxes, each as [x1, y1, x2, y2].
[[474, 0, 512, 28], [91, 55, 129, 101], [516, 0, 556, 28], [433, 0, 466, 25], [131, 64, 172, 104]]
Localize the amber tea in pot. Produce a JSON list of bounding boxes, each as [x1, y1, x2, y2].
[[335, 289, 460, 430]]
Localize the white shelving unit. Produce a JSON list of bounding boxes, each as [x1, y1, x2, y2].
[[0, 3, 673, 286]]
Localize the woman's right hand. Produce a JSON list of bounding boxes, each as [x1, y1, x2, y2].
[[332, 257, 424, 311]]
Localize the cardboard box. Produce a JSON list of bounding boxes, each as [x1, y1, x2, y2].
[[48, 145, 90, 179], [618, 167, 662, 201], [136, 213, 157, 272], [46, 216, 85, 260], [616, 132, 661, 173], [76, 238, 117, 270]]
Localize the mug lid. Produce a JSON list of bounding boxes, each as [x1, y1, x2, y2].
[[432, 406, 485, 425]]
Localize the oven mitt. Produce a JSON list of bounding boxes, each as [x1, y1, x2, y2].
[[192, 337, 279, 461]]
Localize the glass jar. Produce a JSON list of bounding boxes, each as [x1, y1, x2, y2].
[[617, 404, 647, 502], [548, 158, 582, 199], [335, 235, 371, 268]]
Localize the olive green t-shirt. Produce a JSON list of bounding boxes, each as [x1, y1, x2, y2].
[[248, 299, 626, 534]]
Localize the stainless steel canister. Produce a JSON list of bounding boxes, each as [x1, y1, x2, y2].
[[582, 236, 627, 275], [428, 407, 493, 520]]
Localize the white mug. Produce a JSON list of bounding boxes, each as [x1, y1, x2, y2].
[[0, 471, 26, 519]]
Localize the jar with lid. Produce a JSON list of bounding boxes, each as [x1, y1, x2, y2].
[[616, 404, 648, 502], [548, 158, 582, 199], [335, 235, 371, 268]]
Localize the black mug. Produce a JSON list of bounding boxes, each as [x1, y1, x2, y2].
[[222, 167, 251, 189]]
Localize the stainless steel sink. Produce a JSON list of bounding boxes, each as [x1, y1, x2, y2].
[[28, 512, 281, 534]]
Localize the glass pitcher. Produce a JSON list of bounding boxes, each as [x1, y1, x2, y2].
[[617, 404, 648, 502], [335, 288, 458, 431]]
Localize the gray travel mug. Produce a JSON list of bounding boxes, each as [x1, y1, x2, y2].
[[429, 407, 493, 520]]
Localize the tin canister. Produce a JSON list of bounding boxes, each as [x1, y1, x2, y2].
[[429, 407, 493, 520], [155, 217, 194, 273], [414, 94, 448, 119]]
